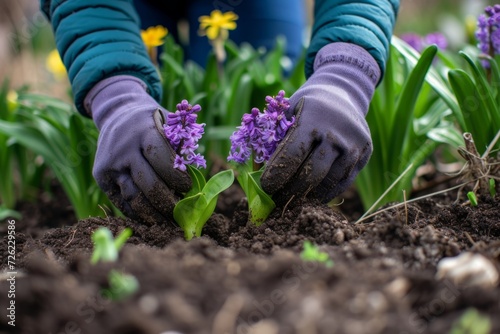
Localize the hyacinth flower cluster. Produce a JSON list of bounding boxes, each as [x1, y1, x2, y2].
[[228, 90, 295, 165], [228, 90, 295, 225], [476, 5, 500, 66], [163, 99, 233, 241], [163, 100, 206, 171]]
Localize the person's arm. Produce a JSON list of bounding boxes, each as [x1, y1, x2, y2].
[[306, 0, 399, 80], [41, 0, 162, 115], [41, 0, 191, 224], [261, 0, 400, 204]]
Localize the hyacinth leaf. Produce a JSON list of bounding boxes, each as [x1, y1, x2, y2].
[[391, 37, 463, 129], [184, 165, 206, 197], [459, 52, 497, 113], [174, 169, 234, 240], [389, 45, 437, 166], [244, 169, 276, 226], [459, 52, 500, 132], [427, 127, 464, 148], [448, 70, 491, 155]]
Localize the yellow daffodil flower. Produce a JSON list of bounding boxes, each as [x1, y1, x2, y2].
[[141, 25, 168, 65], [46, 49, 67, 80], [7, 90, 18, 112], [141, 25, 168, 48], [199, 10, 238, 41]]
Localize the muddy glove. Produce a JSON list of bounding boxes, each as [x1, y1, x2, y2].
[[84, 75, 191, 224], [261, 43, 380, 204]]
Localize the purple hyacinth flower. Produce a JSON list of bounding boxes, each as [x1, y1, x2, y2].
[[228, 90, 295, 165], [476, 5, 500, 67], [163, 99, 206, 171]]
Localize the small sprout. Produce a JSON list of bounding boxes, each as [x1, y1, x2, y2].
[[300, 241, 334, 268], [467, 191, 478, 206], [489, 178, 496, 197], [91, 227, 132, 264], [449, 308, 491, 334], [102, 270, 139, 301]]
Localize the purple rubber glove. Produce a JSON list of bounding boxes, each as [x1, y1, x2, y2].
[[84, 75, 191, 224], [261, 43, 380, 204]]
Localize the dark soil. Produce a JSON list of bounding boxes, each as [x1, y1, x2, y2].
[[1, 181, 500, 334]]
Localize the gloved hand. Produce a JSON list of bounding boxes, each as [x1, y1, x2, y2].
[[84, 75, 192, 224], [261, 42, 380, 204]]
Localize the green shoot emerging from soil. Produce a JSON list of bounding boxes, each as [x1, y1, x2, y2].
[[300, 241, 334, 268], [91, 227, 132, 264], [102, 269, 139, 301], [467, 191, 478, 206], [449, 308, 491, 334]]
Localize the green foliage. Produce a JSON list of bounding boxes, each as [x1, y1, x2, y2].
[[356, 38, 462, 210], [91, 227, 132, 264], [447, 52, 500, 155], [174, 166, 234, 240], [234, 167, 275, 226], [0, 82, 48, 217], [489, 179, 496, 197], [300, 240, 334, 267], [467, 191, 478, 206], [449, 308, 491, 334], [0, 93, 116, 219], [102, 270, 139, 301]]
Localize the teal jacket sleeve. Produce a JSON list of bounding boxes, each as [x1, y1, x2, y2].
[[40, 0, 162, 115], [306, 0, 399, 82]]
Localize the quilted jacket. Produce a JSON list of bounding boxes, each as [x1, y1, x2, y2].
[[41, 0, 399, 115]]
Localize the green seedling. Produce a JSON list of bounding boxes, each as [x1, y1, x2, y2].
[[102, 269, 139, 301], [300, 240, 334, 268], [489, 178, 496, 197], [91, 227, 132, 264], [449, 308, 491, 334], [467, 191, 478, 206], [174, 166, 234, 240]]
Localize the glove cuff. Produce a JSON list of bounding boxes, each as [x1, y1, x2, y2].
[[84, 75, 150, 118], [313, 43, 381, 85]]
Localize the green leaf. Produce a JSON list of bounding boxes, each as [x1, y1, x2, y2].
[[246, 170, 275, 226], [427, 126, 464, 147], [448, 69, 491, 154], [174, 169, 234, 240], [391, 37, 463, 130], [389, 45, 437, 172]]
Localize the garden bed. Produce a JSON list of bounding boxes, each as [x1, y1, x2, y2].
[[1, 180, 499, 334]]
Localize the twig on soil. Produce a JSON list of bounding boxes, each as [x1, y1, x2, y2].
[[358, 163, 413, 222], [464, 231, 477, 246], [282, 195, 295, 218], [63, 228, 78, 248], [354, 180, 476, 224]]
